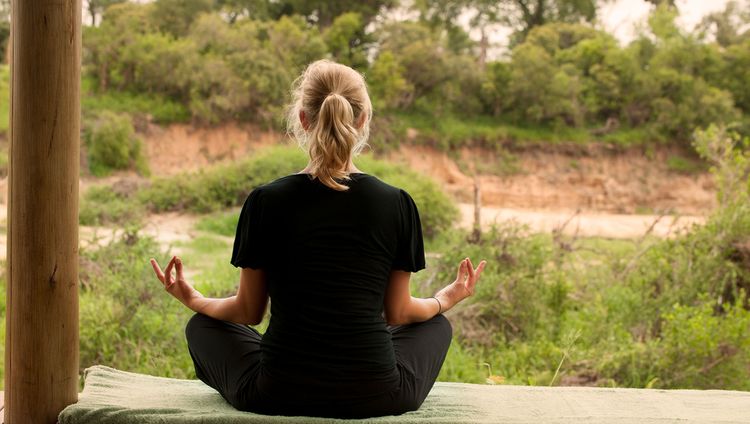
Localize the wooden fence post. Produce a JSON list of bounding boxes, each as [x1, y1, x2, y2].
[[5, 0, 81, 422]]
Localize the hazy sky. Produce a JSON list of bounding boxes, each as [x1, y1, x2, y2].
[[453, 0, 734, 58], [601, 0, 731, 43]]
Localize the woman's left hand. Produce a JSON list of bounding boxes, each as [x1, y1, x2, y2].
[[150, 256, 203, 308]]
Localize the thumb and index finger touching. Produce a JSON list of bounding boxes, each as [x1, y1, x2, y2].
[[150, 256, 182, 287]]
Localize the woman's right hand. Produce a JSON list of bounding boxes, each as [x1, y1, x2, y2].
[[434, 257, 486, 313]]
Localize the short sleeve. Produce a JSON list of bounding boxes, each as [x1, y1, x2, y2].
[[392, 189, 426, 272], [231, 188, 268, 269]]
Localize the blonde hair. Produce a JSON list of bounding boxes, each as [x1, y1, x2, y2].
[[286, 60, 372, 191]]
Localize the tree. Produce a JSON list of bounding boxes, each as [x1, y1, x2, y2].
[[506, 0, 598, 44], [87, 0, 126, 26], [213, 0, 272, 23], [83, 2, 156, 91], [377, 21, 483, 114], [323, 12, 371, 69], [272, 0, 397, 28], [149, 0, 215, 37], [367, 51, 414, 111], [412, 0, 600, 47], [696, 0, 750, 47]]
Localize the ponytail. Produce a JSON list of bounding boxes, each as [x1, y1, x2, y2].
[[308, 93, 359, 191], [286, 60, 373, 192]]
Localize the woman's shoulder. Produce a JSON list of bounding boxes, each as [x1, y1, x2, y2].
[[251, 174, 309, 195], [249, 172, 411, 202]]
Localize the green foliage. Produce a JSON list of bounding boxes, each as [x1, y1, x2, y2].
[[78, 235, 196, 378], [139, 146, 307, 213], [324, 12, 370, 69], [386, 111, 594, 149], [272, 0, 397, 28], [150, 0, 215, 37], [82, 77, 190, 123], [367, 51, 413, 112], [666, 154, 705, 174], [195, 209, 241, 237], [658, 301, 750, 388], [83, 111, 149, 177], [377, 21, 483, 116], [80, 184, 145, 226], [80, 1, 750, 149]]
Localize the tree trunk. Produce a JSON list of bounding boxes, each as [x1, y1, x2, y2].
[[5, 0, 81, 423]]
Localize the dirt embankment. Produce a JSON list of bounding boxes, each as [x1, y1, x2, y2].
[[131, 123, 716, 239], [386, 143, 715, 238], [390, 144, 715, 216], [137, 123, 716, 216], [142, 122, 279, 176]]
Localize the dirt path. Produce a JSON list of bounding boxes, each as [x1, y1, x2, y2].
[[78, 212, 201, 254], [457, 203, 704, 239]]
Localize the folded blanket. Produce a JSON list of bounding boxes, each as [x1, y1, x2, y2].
[[58, 365, 750, 423]]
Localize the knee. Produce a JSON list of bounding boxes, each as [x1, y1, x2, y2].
[[185, 312, 212, 345], [432, 313, 453, 342]]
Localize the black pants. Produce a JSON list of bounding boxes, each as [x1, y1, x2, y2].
[[185, 313, 452, 419]]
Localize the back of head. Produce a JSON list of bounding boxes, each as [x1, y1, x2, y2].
[[287, 60, 372, 191]]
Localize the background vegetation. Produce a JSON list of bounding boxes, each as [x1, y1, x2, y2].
[[1, 0, 749, 394], [76, 0, 749, 158]]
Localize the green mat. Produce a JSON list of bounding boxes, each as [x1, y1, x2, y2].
[[59, 365, 750, 423]]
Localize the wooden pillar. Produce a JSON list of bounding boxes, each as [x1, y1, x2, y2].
[[5, 0, 81, 423]]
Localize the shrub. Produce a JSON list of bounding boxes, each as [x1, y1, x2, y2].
[[80, 184, 145, 226], [83, 111, 149, 177]]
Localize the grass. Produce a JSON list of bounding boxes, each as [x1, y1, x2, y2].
[[666, 154, 707, 174], [81, 76, 190, 124], [380, 111, 669, 150], [195, 209, 241, 238]]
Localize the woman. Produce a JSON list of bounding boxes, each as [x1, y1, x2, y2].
[[150, 59, 486, 419]]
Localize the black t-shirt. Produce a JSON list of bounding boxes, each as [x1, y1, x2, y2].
[[231, 172, 425, 387]]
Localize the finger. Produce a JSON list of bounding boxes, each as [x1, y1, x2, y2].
[[456, 259, 468, 282], [475, 260, 487, 278], [175, 256, 185, 281], [468, 261, 486, 292], [150, 258, 166, 284], [164, 257, 176, 286], [466, 257, 475, 281]]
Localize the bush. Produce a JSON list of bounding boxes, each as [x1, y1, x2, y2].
[[79, 235, 196, 378], [83, 111, 149, 177], [81, 81, 191, 124], [80, 184, 145, 226]]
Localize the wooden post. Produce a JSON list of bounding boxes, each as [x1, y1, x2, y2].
[[5, 0, 81, 423]]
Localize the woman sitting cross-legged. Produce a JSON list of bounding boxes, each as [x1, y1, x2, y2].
[[150, 59, 486, 419]]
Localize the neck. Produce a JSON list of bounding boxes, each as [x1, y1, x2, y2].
[[299, 161, 361, 175]]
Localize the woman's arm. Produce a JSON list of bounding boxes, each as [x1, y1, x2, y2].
[[150, 256, 269, 325], [383, 270, 440, 325], [384, 257, 486, 326]]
